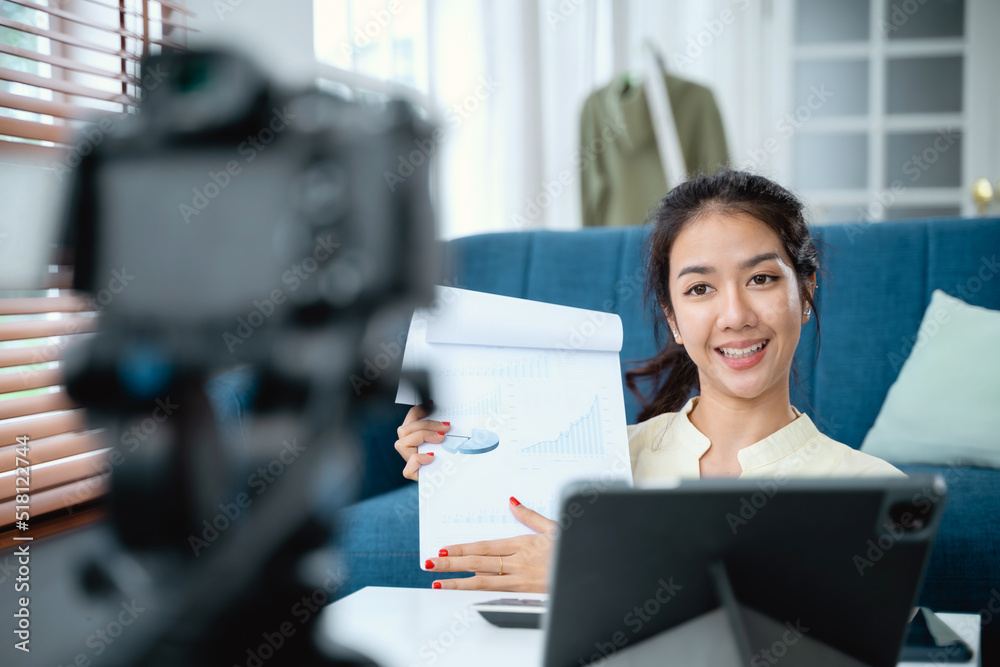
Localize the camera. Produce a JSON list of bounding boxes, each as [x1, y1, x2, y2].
[[49, 48, 438, 665]]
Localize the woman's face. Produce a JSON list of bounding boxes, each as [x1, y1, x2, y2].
[[665, 210, 810, 404]]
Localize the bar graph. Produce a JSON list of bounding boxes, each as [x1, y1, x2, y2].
[[436, 385, 503, 418], [520, 397, 604, 456], [437, 355, 551, 379]]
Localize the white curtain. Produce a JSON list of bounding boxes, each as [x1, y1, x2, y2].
[[426, 0, 764, 239]]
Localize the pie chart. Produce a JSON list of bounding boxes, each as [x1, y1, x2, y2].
[[441, 428, 500, 454]]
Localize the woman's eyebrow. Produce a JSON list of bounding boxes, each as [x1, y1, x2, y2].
[[676, 264, 712, 278], [676, 252, 780, 279], [740, 252, 780, 269]]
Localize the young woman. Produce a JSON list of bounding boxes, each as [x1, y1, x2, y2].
[[393, 170, 902, 594]]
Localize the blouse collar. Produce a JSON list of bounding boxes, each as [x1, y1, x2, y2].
[[674, 397, 820, 471]]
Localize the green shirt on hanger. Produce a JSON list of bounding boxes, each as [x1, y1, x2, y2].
[[580, 73, 730, 227]]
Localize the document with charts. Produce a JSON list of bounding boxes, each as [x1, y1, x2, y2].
[[397, 286, 633, 566]]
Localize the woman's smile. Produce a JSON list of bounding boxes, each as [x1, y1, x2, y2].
[[716, 338, 769, 368]]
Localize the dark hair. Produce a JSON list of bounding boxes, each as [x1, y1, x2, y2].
[[625, 169, 820, 422]]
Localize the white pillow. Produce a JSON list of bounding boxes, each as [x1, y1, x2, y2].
[[861, 289, 1000, 468]]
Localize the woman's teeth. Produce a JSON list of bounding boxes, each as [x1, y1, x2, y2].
[[718, 341, 767, 359]]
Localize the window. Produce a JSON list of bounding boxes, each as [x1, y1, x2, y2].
[[314, 0, 429, 94], [0, 0, 193, 544]]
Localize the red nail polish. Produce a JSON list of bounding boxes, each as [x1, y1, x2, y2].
[[432, 581, 442, 589], [439, 548, 448, 557], [436, 431, 445, 436], [425, 559, 435, 570], [442, 421, 451, 426], [510, 496, 521, 506], [427, 452, 435, 457]]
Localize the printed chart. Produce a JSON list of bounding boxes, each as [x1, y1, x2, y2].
[[521, 397, 604, 456]]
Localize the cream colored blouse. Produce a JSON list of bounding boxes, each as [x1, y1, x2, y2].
[[628, 397, 904, 482]]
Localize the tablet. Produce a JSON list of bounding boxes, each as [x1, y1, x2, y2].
[[542, 476, 945, 667]]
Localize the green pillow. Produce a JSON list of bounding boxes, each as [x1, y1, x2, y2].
[[861, 290, 1000, 469]]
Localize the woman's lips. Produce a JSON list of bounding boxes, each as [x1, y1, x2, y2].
[[716, 339, 769, 370]]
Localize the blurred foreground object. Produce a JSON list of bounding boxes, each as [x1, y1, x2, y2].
[[38, 47, 436, 666]]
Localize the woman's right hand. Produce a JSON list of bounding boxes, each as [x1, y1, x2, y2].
[[395, 404, 450, 481]]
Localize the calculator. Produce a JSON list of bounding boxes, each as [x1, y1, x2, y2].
[[470, 598, 546, 629]]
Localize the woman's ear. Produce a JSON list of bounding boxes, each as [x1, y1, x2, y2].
[[801, 272, 817, 324], [662, 305, 682, 345]]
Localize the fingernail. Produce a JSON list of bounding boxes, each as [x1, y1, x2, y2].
[[425, 559, 435, 570], [436, 431, 445, 436], [427, 452, 435, 457], [442, 421, 451, 426], [438, 548, 448, 557], [510, 496, 521, 506], [432, 581, 442, 589]]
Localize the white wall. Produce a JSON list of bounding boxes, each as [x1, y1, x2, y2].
[[183, 0, 317, 88]]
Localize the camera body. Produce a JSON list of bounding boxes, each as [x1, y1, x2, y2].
[[67, 48, 437, 375]]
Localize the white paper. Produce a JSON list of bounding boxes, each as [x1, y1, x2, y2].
[[396, 287, 633, 566]]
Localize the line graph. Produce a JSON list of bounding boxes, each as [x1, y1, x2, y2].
[[520, 397, 604, 456]]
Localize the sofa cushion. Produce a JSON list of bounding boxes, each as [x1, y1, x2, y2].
[[862, 291, 1000, 468], [803, 219, 1000, 448]]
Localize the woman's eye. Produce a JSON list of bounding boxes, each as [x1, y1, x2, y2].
[[686, 284, 711, 296], [750, 274, 776, 286]]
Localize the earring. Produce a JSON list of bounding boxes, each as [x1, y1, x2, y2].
[[672, 329, 681, 341], [803, 306, 811, 316]]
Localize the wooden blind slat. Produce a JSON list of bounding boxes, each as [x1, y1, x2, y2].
[[0, 368, 63, 394], [79, 0, 196, 19], [0, 16, 135, 59], [0, 503, 106, 548], [0, 448, 110, 501], [0, 317, 98, 342], [146, 37, 190, 51], [0, 67, 132, 106], [161, 18, 200, 33], [0, 15, 139, 61], [0, 296, 96, 316], [0, 43, 135, 85], [0, 90, 98, 122], [0, 431, 106, 471], [0, 473, 109, 527], [0, 139, 61, 158], [0, 115, 69, 144], [3, 0, 145, 40], [0, 409, 89, 447], [0, 345, 62, 370], [0, 390, 76, 420]]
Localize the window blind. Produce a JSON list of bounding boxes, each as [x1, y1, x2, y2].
[[0, 0, 194, 542], [0, 266, 106, 539], [0, 0, 194, 154]]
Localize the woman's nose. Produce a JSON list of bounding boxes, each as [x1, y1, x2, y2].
[[717, 287, 758, 330]]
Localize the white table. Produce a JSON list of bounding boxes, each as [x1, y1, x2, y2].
[[316, 586, 981, 667]]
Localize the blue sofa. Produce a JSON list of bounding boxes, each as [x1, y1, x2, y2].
[[315, 218, 1000, 644]]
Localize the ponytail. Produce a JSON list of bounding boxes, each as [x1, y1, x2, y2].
[[625, 332, 699, 421]]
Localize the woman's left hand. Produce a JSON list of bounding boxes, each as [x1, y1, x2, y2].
[[424, 497, 557, 593]]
